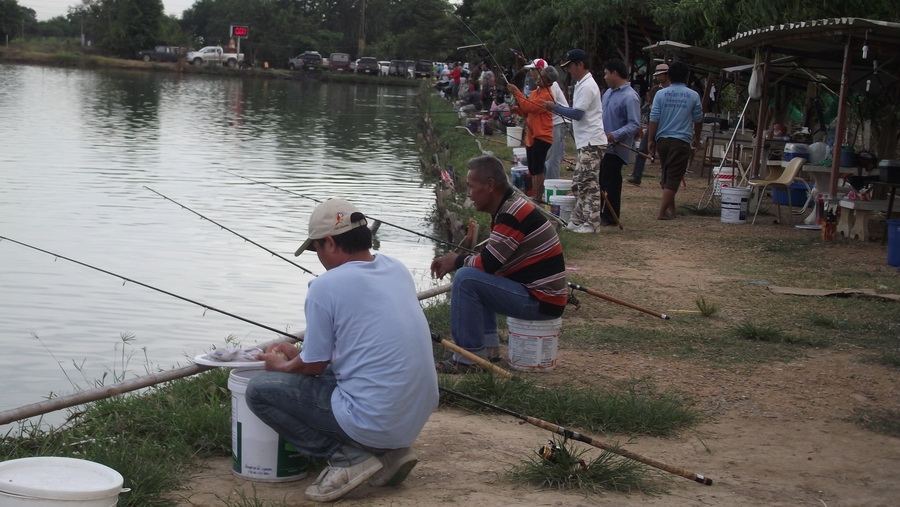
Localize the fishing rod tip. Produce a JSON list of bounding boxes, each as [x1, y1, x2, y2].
[[662, 314, 671, 320]]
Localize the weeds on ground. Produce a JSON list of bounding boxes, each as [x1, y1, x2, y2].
[[695, 296, 719, 317], [871, 350, 900, 369], [508, 437, 663, 494], [678, 204, 720, 217], [216, 485, 289, 507], [806, 313, 850, 330], [439, 373, 698, 436], [851, 408, 900, 438], [732, 321, 825, 347]]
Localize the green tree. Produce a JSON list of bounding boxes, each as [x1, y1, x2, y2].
[[0, 0, 37, 41]]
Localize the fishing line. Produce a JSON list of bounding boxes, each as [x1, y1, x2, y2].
[[0, 235, 297, 339], [224, 170, 477, 254], [144, 186, 318, 276]]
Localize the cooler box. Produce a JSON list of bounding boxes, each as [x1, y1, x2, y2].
[[771, 181, 808, 206]]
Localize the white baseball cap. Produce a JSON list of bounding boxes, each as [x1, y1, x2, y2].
[[294, 198, 367, 255], [524, 58, 547, 70]]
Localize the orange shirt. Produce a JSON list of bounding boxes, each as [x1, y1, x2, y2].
[[512, 86, 553, 146]]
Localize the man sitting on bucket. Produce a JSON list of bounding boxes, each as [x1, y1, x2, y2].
[[246, 198, 438, 502], [430, 155, 567, 372]]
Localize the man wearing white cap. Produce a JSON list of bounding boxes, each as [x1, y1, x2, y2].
[[628, 63, 670, 186], [246, 198, 438, 502]]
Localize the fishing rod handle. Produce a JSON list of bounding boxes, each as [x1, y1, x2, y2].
[[569, 283, 669, 320], [524, 416, 712, 485], [432, 334, 512, 378]]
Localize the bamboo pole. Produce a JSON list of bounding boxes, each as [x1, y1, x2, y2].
[[569, 282, 669, 320], [0, 284, 451, 426], [433, 335, 512, 378]]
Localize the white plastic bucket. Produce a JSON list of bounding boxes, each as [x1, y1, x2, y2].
[[544, 179, 573, 203], [721, 186, 751, 224], [229, 368, 308, 482], [506, 126, 524, 147], [712, 166, 739, 196], [507, 317, 562, 371], [512, 147, 527, 165], [549, 194, 576, 223], [0, 457, 126, 507]]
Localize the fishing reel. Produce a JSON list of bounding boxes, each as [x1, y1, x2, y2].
[[566, 287, 581, 309], [537, 439, 588, 471], [538, 440, 562, 462]]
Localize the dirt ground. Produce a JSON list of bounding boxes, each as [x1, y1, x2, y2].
[[177, 168, 900, 506]]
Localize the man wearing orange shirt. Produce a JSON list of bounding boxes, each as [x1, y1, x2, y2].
[[507, 58, 554, 202]]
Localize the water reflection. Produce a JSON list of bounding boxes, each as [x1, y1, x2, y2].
[[0, 64, 439, 427]]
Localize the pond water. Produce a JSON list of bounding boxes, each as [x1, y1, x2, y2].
[[0, 64, 440, 427]]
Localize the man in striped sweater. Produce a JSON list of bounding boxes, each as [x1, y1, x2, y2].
[[431, 155, 567, 372]]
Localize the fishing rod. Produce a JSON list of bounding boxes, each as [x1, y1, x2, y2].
[[0, 235, 298, 339], [144, 186, 318, 276], [439, 386, 712, 485], [224, 170, 478, 255], [569, 282, 669, 320], [614, 140, 654, 161]]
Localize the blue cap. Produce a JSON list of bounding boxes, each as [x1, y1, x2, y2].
[[560, 49, 587, 67]]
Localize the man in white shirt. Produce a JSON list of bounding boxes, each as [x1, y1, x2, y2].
[[544, 48, 607, 233], [247, 198, 438, 502]]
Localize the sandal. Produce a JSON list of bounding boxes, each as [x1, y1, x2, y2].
[[435, 359, 479, 374]]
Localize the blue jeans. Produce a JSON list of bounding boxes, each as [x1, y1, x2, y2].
[[450, 267, 554, 363], [545, 123, 568, 180], [245, 370, 385, 466], [630, 130, 650, 183]]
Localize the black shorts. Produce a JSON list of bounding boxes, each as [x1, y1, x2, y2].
[[526, 138, 552, 176]]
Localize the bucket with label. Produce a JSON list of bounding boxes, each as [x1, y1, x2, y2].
[[0, 457, 128, 507], [512, 147, 527, 165], [543, 179, 573, 203], [549, 194, 576, 223], [507, 317, 562, 371], [506, 126, 524, 147], [720, 186, 752, 224], [510, 166, 529, 190], [712, 166, 739, 196], [229, 368, 309, 482]]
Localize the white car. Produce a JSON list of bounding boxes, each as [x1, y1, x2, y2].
[[186, 46, 244, 67]]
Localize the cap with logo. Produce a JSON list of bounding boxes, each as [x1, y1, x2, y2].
[[523, 58, 547, 70], [560, 49, 587, 67], [294, 198, 368, 256]]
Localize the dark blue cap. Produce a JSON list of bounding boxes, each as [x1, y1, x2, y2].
[[560, 49, 587, 67]]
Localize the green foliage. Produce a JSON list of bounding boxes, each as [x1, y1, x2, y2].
[[440, 373, 699, 436], [508, 436, 663, 493], [0, 0, 37, 40], [732, 321, 825, 347], [695, 296, 718, 317], [851, 407, 900, 438]]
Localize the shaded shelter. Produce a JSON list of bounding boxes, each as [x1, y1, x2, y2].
[[719, 18, 900, 195]]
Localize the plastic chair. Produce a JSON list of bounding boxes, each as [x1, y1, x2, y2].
[[748, 158, 807, 225]]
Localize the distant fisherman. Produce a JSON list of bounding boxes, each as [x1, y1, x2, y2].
[[246, 198, 438, 502]]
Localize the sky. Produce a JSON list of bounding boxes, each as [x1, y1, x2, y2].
[[20, 0, 196, 20]]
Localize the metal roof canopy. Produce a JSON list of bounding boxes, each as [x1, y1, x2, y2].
[[643, 40, 751, 70], [717, 18, 900, 195]]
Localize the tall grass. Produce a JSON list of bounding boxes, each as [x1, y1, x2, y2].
[[509, 437, 663, 493], [0, 369, 231, 506], [440, 373, 698, 437]]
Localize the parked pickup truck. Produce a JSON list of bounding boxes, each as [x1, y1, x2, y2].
[[288, 51, 322, 70], [137, 46, 183, 62], [186, 46, 244, 67]]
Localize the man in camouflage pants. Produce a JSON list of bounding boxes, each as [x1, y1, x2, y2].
[[545, 49, 608, 233]]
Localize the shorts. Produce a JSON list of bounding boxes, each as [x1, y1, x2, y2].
[[526, 138, 552, 176], [657, 137, 692, 191]]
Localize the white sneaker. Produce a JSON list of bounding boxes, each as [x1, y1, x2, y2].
[[565, 220, 583, 231], [369, 447, 418, 487], [571, 223, 596, 234], [304, 455, 383, 502]]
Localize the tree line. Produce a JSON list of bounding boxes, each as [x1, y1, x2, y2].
[[3, 0, 897, 67]]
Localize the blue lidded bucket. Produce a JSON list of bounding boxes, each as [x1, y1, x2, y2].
[[888, 219, 900, 267]]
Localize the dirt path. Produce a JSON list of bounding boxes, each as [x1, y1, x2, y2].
[[178, 170, 900, 505]]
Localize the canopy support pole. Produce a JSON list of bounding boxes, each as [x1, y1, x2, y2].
[[828, 35, 853, 196], [750, 48, 771, 179]]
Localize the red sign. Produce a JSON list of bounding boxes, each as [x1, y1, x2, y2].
[[231, 25, 249, 38]]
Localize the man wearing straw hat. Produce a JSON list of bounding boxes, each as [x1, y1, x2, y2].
[[246, 198, 438, 502]]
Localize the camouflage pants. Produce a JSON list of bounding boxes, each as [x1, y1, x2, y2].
[[570, 145, 605, 227]]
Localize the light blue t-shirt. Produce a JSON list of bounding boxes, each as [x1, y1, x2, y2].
[[649, 83, 703, 144], [300, 254, 439, 449]]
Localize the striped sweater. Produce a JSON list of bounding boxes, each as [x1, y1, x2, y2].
[[455, 190, 567, 316]]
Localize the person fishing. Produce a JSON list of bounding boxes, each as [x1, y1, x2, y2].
[[245, 198, 438, 502], [430, 155, 567, 372], [507, 58, 555, 202]]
